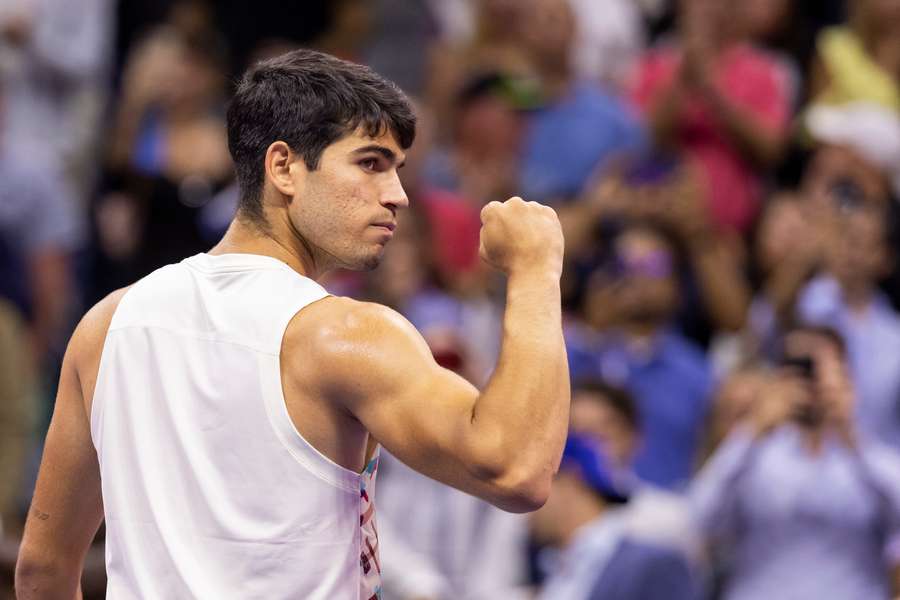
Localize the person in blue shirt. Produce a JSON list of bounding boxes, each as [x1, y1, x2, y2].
[[531, 432, 697, 600], [514, 0, 645, 203], [566, 220, 714, 489]]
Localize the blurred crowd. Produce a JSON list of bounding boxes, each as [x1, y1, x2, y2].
[[3, 0, 900, 598]]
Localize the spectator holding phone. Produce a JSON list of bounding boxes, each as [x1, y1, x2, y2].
[[692, 324, 900, 600]]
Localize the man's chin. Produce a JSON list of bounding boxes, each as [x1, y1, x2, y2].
[[361, 255, 383, 271], [341, 251, 383, 272]]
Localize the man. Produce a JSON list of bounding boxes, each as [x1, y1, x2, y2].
[[530, 432, 696, 600], [567, 220, 713, 489], [15, 49, 569, 599], [515, 0, 645, 203], [692, 325, 900, 600], [569, 381, 700, 563]]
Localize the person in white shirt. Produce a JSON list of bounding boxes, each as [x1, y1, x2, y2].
[[15, 49, 570, 599]]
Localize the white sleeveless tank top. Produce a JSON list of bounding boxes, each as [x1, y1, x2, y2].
[[90, 253, 383, 599]]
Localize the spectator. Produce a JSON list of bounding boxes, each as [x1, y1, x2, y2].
[[423, 71, 536, 207], [723, 192, 825, 366], [531, 433, 697, 600], [570, 380, 701, 562], [0, 149, 84, 366], [803, 101, 900, 202], [106, 23, 229, 180], [424, 0, 535, 140], [692, 325, 900, 600], [399, 101, 485, 288], [92, 22, 232, 299], [0, 0, 113, 199], [564, 158, 751, 340], [796, 202, 900, 451], [516, 0, 645, 203], [0, 90, 84, 600], [715, 104, 900, 370], [566, 220, 714, 489], [630, 0, 792, 234], [808, 0, 900, 113]]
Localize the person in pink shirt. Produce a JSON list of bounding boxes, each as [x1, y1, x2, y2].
[[630, 0, 792, 234]]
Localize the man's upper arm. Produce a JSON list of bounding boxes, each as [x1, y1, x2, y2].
[[17, 290, 125, 582], [305, 298, 508, 503]]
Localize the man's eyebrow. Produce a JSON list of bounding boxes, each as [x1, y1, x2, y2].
[[352, 144, 406, 168]]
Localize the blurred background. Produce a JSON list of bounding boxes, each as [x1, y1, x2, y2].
[[3, 0, 900, 598]]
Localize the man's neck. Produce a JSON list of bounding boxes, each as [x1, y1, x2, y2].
[[210, 216, 320, 280]]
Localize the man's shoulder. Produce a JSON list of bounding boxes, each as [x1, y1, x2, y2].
[[284, 296, 428, 381], [287, 296, 410, 343], [71, 287, 133, 358]]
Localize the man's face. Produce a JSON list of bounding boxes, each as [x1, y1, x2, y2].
[[287, 130, 408, 271], [586, 228, 679, 329], [570, 391, 636, 469]]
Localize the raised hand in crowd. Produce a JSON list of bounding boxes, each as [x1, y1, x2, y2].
[[750, 371, 807, 438]]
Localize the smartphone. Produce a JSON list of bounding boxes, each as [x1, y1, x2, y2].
[[781, 355, 814, 380], [780, 355, 823, 427]]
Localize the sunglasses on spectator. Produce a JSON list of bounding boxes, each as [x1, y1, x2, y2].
[[604, 251, 674, 280]]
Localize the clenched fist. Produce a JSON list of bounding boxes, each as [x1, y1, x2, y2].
[[479, 197, 564, 278]]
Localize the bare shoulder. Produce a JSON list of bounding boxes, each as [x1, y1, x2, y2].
[[68, 287, 133, 409], [71, 287, 132, 359], [283, 296, 433, 392]]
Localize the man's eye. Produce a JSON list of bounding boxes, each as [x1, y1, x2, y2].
[[360, 158, 379, 172]]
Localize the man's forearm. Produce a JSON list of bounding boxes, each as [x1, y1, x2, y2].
[[470, 270, 569, 495]]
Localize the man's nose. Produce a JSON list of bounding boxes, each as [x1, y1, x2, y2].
[[382, 172, 409, 211]]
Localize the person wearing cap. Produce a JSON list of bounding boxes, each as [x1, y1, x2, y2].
[[530, 432, 697, 600]]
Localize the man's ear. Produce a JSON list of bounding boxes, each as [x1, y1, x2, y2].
[[264, 141, 302, 200]]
